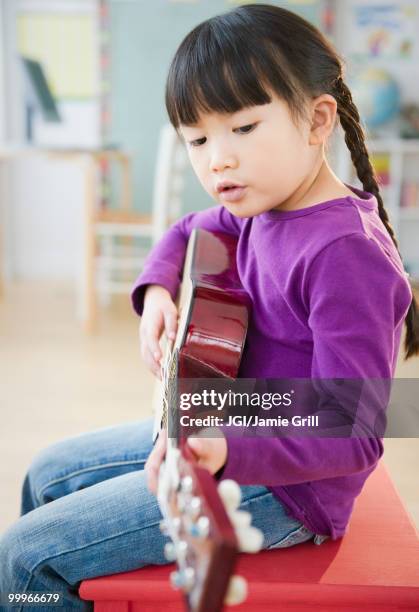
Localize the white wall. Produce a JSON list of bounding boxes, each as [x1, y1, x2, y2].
[[10, 157, 86, 280], [0, 0, 6, 142]]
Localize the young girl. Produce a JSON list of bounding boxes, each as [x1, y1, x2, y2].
[[1, 4, 417, 609]]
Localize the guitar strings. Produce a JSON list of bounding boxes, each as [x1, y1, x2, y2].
[[161, 344, 178, 433]]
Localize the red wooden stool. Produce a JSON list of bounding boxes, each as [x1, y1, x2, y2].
[[79, 461, 419, 611]]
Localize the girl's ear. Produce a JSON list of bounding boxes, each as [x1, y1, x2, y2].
[[308, 94, 337, 145]]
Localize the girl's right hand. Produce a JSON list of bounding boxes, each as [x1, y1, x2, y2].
[[139, 285, 178, 379]]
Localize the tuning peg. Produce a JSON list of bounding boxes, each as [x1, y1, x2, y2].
[[188, 523, 200, 538], [180, 475, 193, 494], [188, 515, 210, 538], [170, 567, 195, 592], [223, 575, 248, 606], [164, 542, 176, 562], [235, 526, 264, 553], [187, 496, 202, 518], [217, 479, 241, 512], [228, 509, 252, 530]]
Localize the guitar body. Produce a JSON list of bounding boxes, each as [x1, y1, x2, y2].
[[176, 229, 251, 379]]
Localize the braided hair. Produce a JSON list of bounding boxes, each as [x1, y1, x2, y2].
[[165, 3, 419, 359], [334, 76, 419, 358]]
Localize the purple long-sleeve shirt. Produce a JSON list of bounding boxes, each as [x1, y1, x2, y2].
[[131, 186, 412, 539]]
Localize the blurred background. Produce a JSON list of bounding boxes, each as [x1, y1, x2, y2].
[[0, 0, 418, 533]]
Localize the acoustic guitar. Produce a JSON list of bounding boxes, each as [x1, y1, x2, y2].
[[155, 229, 263, 611]]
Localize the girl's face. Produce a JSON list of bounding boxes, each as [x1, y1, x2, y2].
[[179, 92, 324, 217]]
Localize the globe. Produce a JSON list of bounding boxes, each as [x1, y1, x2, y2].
[[349, 68, 400, 129]]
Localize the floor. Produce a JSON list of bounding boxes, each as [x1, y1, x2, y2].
[[0, 281, 418, 535]]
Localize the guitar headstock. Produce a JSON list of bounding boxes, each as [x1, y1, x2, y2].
[[158, 443, 263, 611]]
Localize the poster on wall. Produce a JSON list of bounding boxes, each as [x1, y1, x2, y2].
[[17, 13, 97, 100], [348, 1, 418, 61]]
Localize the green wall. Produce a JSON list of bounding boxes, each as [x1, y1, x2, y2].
[[109, 0, 323, 213]]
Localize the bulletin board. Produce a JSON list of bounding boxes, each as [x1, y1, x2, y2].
[[17, 13, 97, 100], [347, 1, 418, 62]]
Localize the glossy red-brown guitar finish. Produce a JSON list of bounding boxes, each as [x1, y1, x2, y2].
[[177, 230, 250, 379]]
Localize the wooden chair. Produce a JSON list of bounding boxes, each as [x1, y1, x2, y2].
[[82, 125, 187, 332]]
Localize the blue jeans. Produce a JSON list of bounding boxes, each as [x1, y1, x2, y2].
[[0, 418, 317, 611]]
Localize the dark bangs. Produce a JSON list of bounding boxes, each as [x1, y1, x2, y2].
[[165, 10, 303, 128]]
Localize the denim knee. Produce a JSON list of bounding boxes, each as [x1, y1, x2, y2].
[[21, 444, 63, 512], [0, 519, 32, 593], [23, 434, 87, 513], [0, 517, 92, 610]]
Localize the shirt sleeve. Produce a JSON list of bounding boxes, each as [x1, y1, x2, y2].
[[307, 232, 411, 379], [131, 205, 243, 316], [219, 232, 412, 486]]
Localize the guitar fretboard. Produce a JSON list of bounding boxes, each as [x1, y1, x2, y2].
[[161, 345, 179, 436]]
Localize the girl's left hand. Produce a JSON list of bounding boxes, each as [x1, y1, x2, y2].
[[187, 434, 228, 475]]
